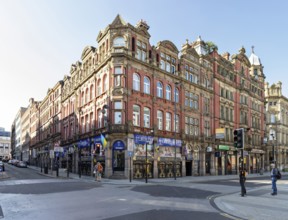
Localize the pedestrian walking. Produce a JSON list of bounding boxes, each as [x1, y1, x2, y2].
[[270, 163, 278, 196], [239, 168, 246, 197], [94, 162, 103, 182]]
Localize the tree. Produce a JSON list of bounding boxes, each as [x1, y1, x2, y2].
[[205, 41, 218, 53]]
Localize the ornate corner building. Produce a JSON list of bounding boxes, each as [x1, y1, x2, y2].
[[265, 82, 288, 171], [12, 15, 268, 179]]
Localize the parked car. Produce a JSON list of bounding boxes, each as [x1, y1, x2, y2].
[[0, 161, 5, 171], [8, 160, 13, 164], [17, 161, 27, 168], [11, 159, 20, 166]]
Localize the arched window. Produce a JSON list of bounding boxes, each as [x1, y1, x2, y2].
[[97, 79, 102, 96], [113, 36, 125, 47], [90, 85, 94, 100], [85, 88, 89, 103], [133, 105, 140, 126], [157, 110, 163, 130], [81, 91, 85, 106], [144, 107, 150, 128], [166, 85, 171, 100], [103, 75, 108, 92], [97, 109, 102, 128], [133, 73, 140, 91], [157, 81, 163, 98], [174, 88, 179, 103], [143, 76, 150, 94], [166, 112, 171, 131]]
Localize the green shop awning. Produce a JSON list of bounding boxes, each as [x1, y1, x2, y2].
[[218, 145, 230, 151]]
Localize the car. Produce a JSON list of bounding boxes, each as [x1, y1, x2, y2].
[[0, 161, 5, 172], [17, 161, 27, 168], [11, 159, 19, 166]]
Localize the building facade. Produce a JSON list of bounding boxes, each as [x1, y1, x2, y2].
[[265, 82, 288, 171], [12, 15, 267, 178], [11, 107, 27, 160], [0, 127, 11, 161]]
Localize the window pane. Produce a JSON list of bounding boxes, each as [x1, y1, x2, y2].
[[133, 105, 140, 126], [144, 107, 150, 128], [115, 112, 122, 124], [133, 73, 140, 91], [115, 67, 122, 74], [115, 101, 122, 109], [166, 85, 171, 100], [144, 77, 150, 94], [113, 37, 125, 47]]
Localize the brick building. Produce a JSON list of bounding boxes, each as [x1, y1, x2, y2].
[[23, 15, 267, 178]]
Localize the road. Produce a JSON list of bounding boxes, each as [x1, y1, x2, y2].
[[0, 163, 272, 220]]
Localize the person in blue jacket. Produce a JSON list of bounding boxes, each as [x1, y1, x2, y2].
[[270, 163, 278, 196]]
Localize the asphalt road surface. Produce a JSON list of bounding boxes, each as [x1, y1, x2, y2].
[[1, 164, 271, 220]]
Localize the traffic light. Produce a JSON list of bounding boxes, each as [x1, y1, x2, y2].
[[96, 144, 100, 154], [233, 128, 244, 149]]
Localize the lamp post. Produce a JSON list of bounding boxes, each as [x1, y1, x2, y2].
[[271, 134, 276, 167], [145, 140, 148, 183]]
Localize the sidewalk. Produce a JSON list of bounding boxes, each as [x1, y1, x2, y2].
[[27, 165, 272, 184], [22, 166, 288, 219]]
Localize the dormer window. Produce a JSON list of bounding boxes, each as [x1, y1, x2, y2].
[[113, 37, 125, 47], [160, 52, 176, 74], [136, 40, 147, 62], [254, 68, 257, 75]]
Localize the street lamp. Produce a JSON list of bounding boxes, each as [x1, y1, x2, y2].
[[145, 130, 153, 184], [174, 82, 180, 180], [271, 134, 275, 167]]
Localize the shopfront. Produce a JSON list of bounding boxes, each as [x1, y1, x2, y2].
[[133, 134, 154, 179], [78, 138, 92, 176], [112, 140, 125, 172], [92, 135, 106, 175], [157, 137, 182, 178]]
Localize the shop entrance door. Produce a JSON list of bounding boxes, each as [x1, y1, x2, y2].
[[186, 161, 192, 176], [113, 150, 125, 171]]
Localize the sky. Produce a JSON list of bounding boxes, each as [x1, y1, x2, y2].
[[1, 0, 288, 131]]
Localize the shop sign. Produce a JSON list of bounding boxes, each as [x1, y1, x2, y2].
[[113, 140, 125, 150], [218, 145, 229, 151], [158, 137, 182, 147], [215, 128, 225, 139], [92, 135, 105, 145], [134, 134, 153, 144], [78, 138, 91, 148]]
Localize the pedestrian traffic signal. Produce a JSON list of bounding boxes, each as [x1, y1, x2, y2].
[[233, 128, 244, 149]]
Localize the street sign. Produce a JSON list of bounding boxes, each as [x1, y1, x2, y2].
[[215, 128, 225, 139], [128, 151, 133, 157]]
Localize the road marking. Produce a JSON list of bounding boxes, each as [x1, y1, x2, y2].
[[220, 212, 243, 220]]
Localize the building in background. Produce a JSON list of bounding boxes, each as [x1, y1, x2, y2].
[[11, 107, 27, 160], [0, 127, 11, 161], [265, 82, 288, 171]]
